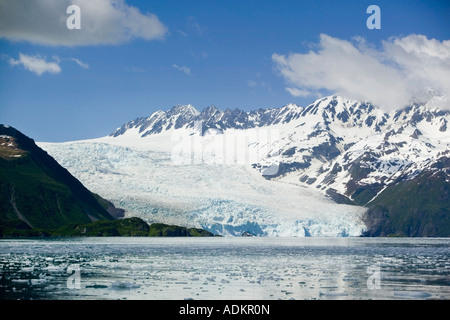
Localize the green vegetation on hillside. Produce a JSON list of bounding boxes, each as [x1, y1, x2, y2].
[[0, 217, 215, 238], [0, 125, 114, 230], [148, 223, 215, 237], [363, 158, 450, 237]]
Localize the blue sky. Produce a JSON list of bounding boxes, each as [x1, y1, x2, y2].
[[0, 0, 449, 141]]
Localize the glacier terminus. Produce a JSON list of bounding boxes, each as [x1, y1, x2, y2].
[[38, 95, 450, 237]]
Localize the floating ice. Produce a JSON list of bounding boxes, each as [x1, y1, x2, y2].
[[111, 281, 141, 290], [394, 291, 432, 299]]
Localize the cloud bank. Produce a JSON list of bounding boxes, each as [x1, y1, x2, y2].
[[273, 34, 450, 109], [7, 53, 89, 75], [0, 0, 168, 46], [9, 54, 61, 76]]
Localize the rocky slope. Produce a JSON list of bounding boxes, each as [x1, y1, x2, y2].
[[0, 125, 114, 233]]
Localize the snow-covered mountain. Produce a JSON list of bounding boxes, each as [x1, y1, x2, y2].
[[108, 95, 449, 204], [38, 95, 450, 236], [110, 103, 304, 137]]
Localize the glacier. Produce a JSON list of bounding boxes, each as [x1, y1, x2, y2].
[[38, 95, 450, 237], [38, 131, 367, 237], [37, 95, 450, 237]]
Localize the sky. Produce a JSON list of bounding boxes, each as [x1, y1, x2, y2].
[[0, 0, 449, 142]]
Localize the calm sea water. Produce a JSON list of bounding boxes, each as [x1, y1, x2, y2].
[[0, 237, 448, 300]]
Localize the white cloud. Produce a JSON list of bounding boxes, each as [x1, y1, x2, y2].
[[273, 34, 450, 110], [9, 53, 61, 75], [286, 88, 314, 98], [7, 53, 90, 74], [173, 64, 191, 75], [70, 57, 89, 69], [0, 0, 168, 46]]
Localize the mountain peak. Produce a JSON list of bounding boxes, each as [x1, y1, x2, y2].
[[112, 103, 308, 137], [202, 104, 219, 112], [109, 95, 449, 139], [284, 102, 302, 109], [167, 104, 199, 116], [298, 95, 386, 130]]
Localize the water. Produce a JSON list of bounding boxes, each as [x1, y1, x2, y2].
[[0, 237, 448, 300]]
